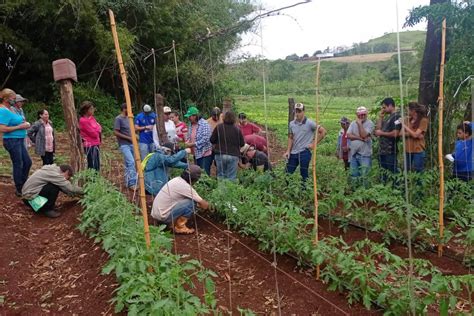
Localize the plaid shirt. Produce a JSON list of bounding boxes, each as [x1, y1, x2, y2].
[[187, 118, 212, 159]]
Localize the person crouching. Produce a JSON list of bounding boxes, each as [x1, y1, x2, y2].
[[22, 164, 83, 218], [151, 165, 209, 234]]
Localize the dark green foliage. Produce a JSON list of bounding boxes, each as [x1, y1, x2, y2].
[[77, 171, 217, 314]]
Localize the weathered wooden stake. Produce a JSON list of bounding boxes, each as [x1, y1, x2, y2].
[[52, 59, 83, 172], [288, 98, 295, 126], [223, 98, 232, 115], [155, 93, 168, 145], [312, 58, 321, 280]]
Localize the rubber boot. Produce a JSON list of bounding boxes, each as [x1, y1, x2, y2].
[[173, 217, 195, 234]]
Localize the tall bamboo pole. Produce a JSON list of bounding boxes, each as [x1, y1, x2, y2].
[[437, 18, 446, 257], [109, 10, 151, 249], [312, 58, 321, 280]]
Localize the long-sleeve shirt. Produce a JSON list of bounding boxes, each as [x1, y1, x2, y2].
[[143, 149, 188, 195], [452, 138, 473, 173], [22, 164, 83, 199], [186, 118, 212, 159], [210, 123, 245, 157], [79, 115, 102, 147]]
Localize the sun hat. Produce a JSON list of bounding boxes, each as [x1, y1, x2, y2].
[[15, 94, 28, 103], [143, 104, 152, 113], [184, 106, 199, 118], [356, 106, 368, 114], [240, 144, 251, 156]]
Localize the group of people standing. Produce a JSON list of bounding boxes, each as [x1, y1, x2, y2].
[[336, 97, 473, 186]]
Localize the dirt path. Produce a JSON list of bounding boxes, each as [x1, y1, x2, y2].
[[0, 181, 118, 315]]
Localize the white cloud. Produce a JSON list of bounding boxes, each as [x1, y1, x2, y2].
[[236, 0, 429, 60]]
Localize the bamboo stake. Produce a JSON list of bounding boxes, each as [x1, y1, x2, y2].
[[109, 10, 151, 249], [437, 18, 446, 257], [312, 58, 321, 280]]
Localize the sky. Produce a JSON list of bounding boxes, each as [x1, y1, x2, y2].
[[236, 0, 430, 60]]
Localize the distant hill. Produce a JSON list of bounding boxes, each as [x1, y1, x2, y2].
[[338, 30, 426, 56]]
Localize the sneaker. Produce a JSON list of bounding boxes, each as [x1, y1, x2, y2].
[[44, 210, 61, 218]]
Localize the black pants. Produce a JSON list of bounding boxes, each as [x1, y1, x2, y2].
[[85, 146, 100, 171], [41, 152, 54, 165], [24, 183, 60, 213]]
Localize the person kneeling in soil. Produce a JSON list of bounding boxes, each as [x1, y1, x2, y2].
[[22, 164, 83, 218], [151, 164, 209, 234], [239, 144, 272, 172], [143, 143, 190, 196]]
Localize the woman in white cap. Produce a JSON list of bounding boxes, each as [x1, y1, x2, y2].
[[0, 88, 32, 196], [347, 106, 374, 188]]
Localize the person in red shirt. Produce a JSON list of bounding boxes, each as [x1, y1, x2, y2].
[[169, 111, 188, 143], [238, 112, 261, 137], [244, 134, 267, 153], [78, 101, 102, 171]]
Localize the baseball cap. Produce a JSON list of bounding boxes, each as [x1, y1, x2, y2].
[[143, 104, 152, 113], [163, 106, 172, 113], [184, 106, 199, 118], [295, 103, 304, 111], [356, 106, 368, 114], [15, 94, 28, 103], [339, 116, 350, 124]]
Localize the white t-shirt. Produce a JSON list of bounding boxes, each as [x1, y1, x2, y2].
[[153, 121, 177, 147], [151, 177, 203, 221]]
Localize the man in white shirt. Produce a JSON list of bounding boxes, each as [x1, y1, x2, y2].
[[151, 164, 209, 234], [152, 106, 177, 149]]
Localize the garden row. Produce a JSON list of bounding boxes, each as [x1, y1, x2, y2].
[[77, 171, 218, 315], [242, 157, 474, 267], [195, 171, 474, 315]]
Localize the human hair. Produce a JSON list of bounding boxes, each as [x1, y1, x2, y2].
[[223, 111, 236, 124], [120, 103, 127, 110], [59, 165, 74, 177], [170, 110, 179, 117], [381, 97, 395, 107], [457, 122, 472, 136], [238, 112, 246, 120], [0, 88, 15, 102], [37, 109, 48, 119], [79, 101, 94, 116], [408, 102, 426, 129]]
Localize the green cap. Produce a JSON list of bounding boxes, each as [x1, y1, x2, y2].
[[184, 106, 199, 118]]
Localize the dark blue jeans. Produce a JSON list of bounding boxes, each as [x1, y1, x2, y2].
[[3, 138, 32, 192], [406, 152, 425, 173], [286, 148, 312, 181], [196, 155, 213, 176], [164, 200, 194, 225], [85, 146, 100, 171], [379, 153, 398, 183]]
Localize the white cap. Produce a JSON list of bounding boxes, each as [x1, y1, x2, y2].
[[356, 106, 368, 114], [163, 106, 172, 113], [143, 104, 152, 113], [295, 102, 304, 110]]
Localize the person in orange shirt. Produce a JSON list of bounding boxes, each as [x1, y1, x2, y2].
[[401, 102, 429, 173]]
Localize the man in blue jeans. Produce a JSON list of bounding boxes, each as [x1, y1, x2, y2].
[[151, 165, 209, 234], [114, 103, 137, 189], [374, 98, 401, 184], [347, 106, 374, 189], [283, 102, 326, 182]]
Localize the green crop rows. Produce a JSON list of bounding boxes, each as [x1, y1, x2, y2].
[[195, 170, 473, 315]]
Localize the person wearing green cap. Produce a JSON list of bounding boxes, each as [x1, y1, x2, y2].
[[184, 105, 213, 175]]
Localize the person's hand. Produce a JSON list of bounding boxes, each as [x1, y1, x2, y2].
[[283, 151, 290, 159], [20, 122, 30, 129], [185, 142, 195, 148], [379, 109, 385, 118], [185, 148, 191, 154], [145, 125, 153, 130], [374, 129, 382, 137]]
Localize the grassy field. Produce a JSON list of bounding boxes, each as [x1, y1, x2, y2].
[[234, 94, 379, 142]]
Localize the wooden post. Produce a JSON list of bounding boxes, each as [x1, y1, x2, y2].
[[109, 9, 151, 249], [222, 98, 232, 115], [312, 58, 321, 280], [52, 59, 83, 172], [288, 98, 295, 124], [155, 93, 168, 145], [437, 18, 446, 257]]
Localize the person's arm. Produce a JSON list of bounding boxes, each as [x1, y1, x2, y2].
[[49, 173, 84, 196], [114, 129, 133, 142], [0, 122, 30, 133], [375, 110, 384, 131], [209, 126, 218, 144], [403, 124, 424, 139], [197, 199, 209, 210], [284, 133, 293, 159], [164, 150, 188, 167], [27, 121, 40, 143], [356, 120, 369, 139]]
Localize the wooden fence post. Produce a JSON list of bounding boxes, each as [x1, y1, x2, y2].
[[155, 94, 168, 145], [222, 98, 232, 115], [288, 97, 295, 133], [52, 59, 83, 172]]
